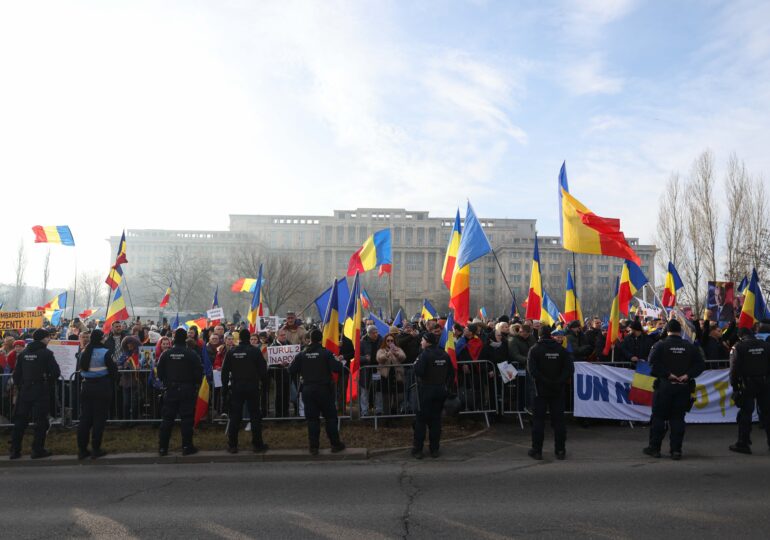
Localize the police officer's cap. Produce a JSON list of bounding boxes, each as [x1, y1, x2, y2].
[[173, 328, 188, 345], [32, 328, 50, 341], [310, 329, 323, 343], [421, 332, 438, 346], [239, 329, 251, 343]]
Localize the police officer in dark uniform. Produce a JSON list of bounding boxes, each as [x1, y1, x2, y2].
[[289, 329, 346, 456], [412, 332, 454, 459], [157, 328, 203, 456], [221, 329, 269, 453], [10, 329, 61, 459], [527, 324, 574, 460], [643, 319, 705, 460], [77, 329, 117, 460], [728, 327, 770, 454]]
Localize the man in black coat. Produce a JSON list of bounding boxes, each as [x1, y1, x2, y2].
[[728, 327, 770, 454], [289, 329, 346, 455], [643, 319, 705, 460], [222, 329, 269, 453], [10, 329, 61, 459], [157, 328, 203, 456], [527, 325, 574, 460], [620, 321, 652, 364], [412, 332, 455, 459]]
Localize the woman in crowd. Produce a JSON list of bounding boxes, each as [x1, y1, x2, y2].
[[77, 329, 117, 459], [117, 336, 143, 420], [376, 332, 406, 415]]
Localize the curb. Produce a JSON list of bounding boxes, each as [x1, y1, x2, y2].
[[0, 448, 369, 468], [368, 427, 490, 457]]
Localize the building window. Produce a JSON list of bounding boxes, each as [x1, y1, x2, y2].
[[427, 253, 436, 272], [598, 264, 609, 273], [360, 226, 368, 242], [509, 262, 521, 271], [486, 266, 495, 274], [598, 276, 610, 285], [337, 226, 344, 243], [513, 275, 522, 283], [394, 227, 401, 245], [549, 263, 560, 272], [471, 277, 481, 286], [406, 253, 424, 271], [405, 228, 413, 246], [428, 228, 436, 245], [417, 228, 425, 246], [486, 278, 495, 285], [582, 264, 593, 273], [613, 264, 622, 273], [348, 225, 356, 243]]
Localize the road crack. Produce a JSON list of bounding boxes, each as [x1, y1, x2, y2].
[[116, 479, 176, 503], [398, 463, 421, 539]]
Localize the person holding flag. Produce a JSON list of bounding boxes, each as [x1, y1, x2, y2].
[[289, 329, 347, 456], [157, 328, 203, 456], [221, 329, 269, 454]]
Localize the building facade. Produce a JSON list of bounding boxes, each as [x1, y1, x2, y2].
[[111, 208, 656, 320]]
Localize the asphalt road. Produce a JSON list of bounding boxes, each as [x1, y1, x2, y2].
[[1, 422, 769, 539]]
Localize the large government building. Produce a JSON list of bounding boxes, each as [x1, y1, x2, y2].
[[111, 208, 656, 321]]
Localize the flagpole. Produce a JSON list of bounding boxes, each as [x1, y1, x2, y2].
[[572, 252, 578, 313], [122, 272, 136, 320], [491, 249, 518, 311]]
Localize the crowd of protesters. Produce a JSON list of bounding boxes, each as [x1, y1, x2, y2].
[[2, 305, 769, 460]]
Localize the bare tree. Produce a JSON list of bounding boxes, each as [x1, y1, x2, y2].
[[231, 244, 320, 316], [740, 176, 770, 283], [654, 173, 685, 282], [689, 150, 719, 281], [682, 192, 705, 316], [723, 154, 750, 281], [143, 246, 213, 311], [40, 249, 51, 305], [13, 239, 27, 310], [73, 270, 108, 309]]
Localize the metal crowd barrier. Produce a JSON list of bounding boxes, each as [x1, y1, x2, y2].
[[0, 373, 69, 429]]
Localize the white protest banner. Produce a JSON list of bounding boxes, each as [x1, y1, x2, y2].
[[573, 362, 753, 423], [258, 316, 279, 332], [266, 344, 301, 366], [207, 307, 225, 321], [48, 340, 80, 380]]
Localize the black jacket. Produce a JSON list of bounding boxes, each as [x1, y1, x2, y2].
[[649, 335, 705, 380], [414, 345, 454, 387], [527, 337, 574, 397], [157, 345, 203, 385], [620, 333, 652, 362], [730, 336, 770, 385], [13, 340, 61, 386], [289, 343, 342, 386], [221, 343, 267, 389]]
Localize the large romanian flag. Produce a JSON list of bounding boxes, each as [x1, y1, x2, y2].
[[39, 291, 67, 311], [629, 360, 655, 406], [323, 278, 341, 355], [32, 225, 75, 246], [105, 263, 124, 291], [194, 343, 212, 428], [347, 229, 392, 277], [159, 282, 171, 308], [661, 261, 683, 308], [602, 278, 621, 356], [421, 299, 438, 320], [618, 259, 648, 316], [442, 210, 462, 289], [558, 162, 640, 265], [343, 272, 362, 401], [525, 235, 543, 320], [104, 287, 129, 328], [247, 265, 264, 333], [541, 290, 561, 326], [113, 231, 128, 266], [738, 268, 769, 329], [563, 270, 583, 324]]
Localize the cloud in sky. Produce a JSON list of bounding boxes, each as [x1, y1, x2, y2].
[[0, 0, 768, 289]]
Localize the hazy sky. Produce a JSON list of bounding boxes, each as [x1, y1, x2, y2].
[[1, 0, 768, 290]]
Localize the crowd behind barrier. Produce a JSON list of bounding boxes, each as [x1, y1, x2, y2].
[[1, 309, 766, 457]]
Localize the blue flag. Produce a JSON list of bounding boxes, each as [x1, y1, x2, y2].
[[368, 312, 390, 336], [212, 285, 219, 309], [314, 277, 350, 320], [456, 201, 493, 269], [393, 309, 404, 328], [509, 294, 518, 319], [172, 312, 180, 329]]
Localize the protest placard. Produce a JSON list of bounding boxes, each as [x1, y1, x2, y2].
[[266, 344, 301, 366]]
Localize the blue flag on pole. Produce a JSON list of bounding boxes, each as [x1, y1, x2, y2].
[[314, 277, 350, 320], [456, 201, 493, 269]]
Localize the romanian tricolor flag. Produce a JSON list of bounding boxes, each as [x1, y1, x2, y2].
[[449, 250, 470, 326], [105, 263, 124, 291], [541, 290, 561, 326], [563, 270, 583, 324], [347, 229, 392, 277], [525, 235, 543, 320], [440, 311, 458, 383], [231, 278, 257, 293], [629, 360, 655, 406], [159, 282, 171, 308], [738, 268, 769, 329], [737, 275, 749, 296], [442, 210, 462, 289], [113, 231, 128, 266], [422, 299, 438, 320], [478, 307, 487, 319], [618, 259, 649, 316], [78, 308, 98, 320], [360, 289, 372, 310], [104, 287, 129, 329], [247, 265, 264, 333], [661, 261, 684, 308], [194, 343, 212, 428], [32, 225, 75, 246], [322, 278, 341, 355], [558, 162, 640, 265], [186, 318, 209, 331], [39, 291, 67, 311], [602, 278, 621, 356], [343, 273, 363, 401]]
